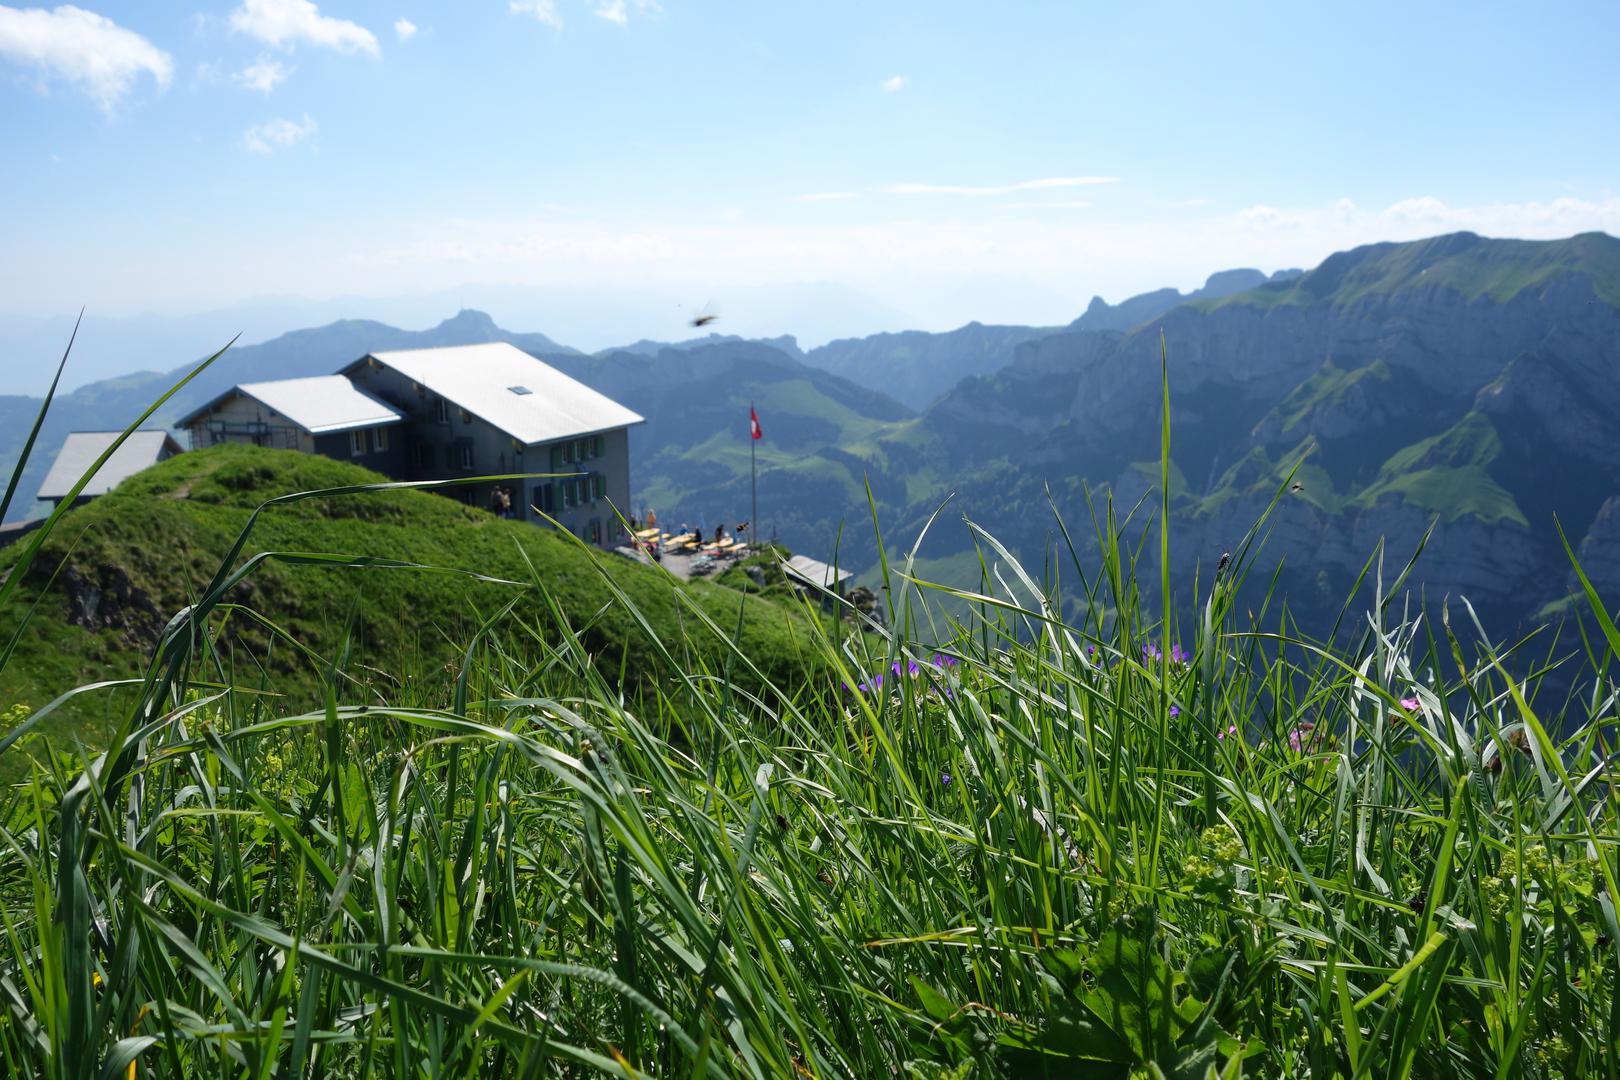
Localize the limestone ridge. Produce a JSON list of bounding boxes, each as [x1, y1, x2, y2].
[[890, 231, 1620, 633], [1068, 267, 1303, 333]]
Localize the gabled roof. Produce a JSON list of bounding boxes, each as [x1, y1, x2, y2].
[[177, 375, 404, 435], [359, 342, 644, 445], [783, 554, 854, 591], [37, 431, 183, 500]]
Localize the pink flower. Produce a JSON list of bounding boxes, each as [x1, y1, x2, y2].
[[1287, 721, 1316, 752], [1215, 723, 1237, 740], [1399, 696, 1420, 712]]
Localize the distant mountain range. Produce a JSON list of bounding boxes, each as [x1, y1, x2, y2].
[[6, 231, 1618, 642]]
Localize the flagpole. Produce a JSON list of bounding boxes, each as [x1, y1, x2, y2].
[[749, 400, 758, 551]]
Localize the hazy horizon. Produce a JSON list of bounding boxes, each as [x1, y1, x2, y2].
[[3, 0, 1618, 372]]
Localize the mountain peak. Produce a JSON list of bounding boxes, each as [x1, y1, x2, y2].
[[1198, 268, 1267, 297], [433, 309, 502, 337]]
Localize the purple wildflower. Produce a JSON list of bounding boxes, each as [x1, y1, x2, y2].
[[1287, 721, 1316, 752], [931, 653, 959, 668], [1169, 704, 1181, 718], [1399, 696, 1420, 712], [941, 769, 953, 787], [1142, 643, 1162, 663], [1215, 723, 1237, 740], [1170, 643, 1190, 665]]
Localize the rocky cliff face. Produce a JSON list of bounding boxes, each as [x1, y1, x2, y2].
[[884, 232, 1620, 636], [1574, 497, 1620, 598]]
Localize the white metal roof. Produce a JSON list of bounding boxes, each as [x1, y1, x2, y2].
[[363, 342, 644, 444], [783, 554, 854, 591], [179, 375, 404, 435], [37, 430, 182, 500]]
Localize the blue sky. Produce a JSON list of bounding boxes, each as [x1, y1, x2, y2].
[[1, 0, 1618, 352]]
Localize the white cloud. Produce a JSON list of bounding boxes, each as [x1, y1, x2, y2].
[[234, 57, 289, 93], [0, 4, 173, 110], [881, 74, 906, 93], [878, 176, 1120, 197], [333, 194, 1620, 312], [510, 0, 561, 27], [796, 191, 858, 202], [229, 0, 378, 56], [243, 113, 316, 153], [20, 192, 1618, 333], [510, 0, 657, 30], [1235, 194, 1620, 241], [993, 200, 1092, 210], [393, 17, 415, 41]]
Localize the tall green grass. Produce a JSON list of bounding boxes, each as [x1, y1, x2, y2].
[[0, 337, 1616, 1077]]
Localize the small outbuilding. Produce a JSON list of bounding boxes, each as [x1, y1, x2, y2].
[[36, 430, 184, 508]]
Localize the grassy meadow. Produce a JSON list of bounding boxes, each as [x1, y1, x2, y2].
[[0, 351, 1617, 1078]]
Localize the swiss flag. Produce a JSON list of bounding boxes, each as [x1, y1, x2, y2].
[[750, 405, 762, 440]]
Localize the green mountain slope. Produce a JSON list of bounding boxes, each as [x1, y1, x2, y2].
[[0, 445, 828, 752], [1200, 230, 1620, 311], [835, 231, 1620, 634], [803, 322, 1055, 410]]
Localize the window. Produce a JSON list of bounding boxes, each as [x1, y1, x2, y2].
[[512, 438, 524, 457], [436, 398, 450, 424], [588, 518, 602, 545], [592, 474, 604, 501], [373, 427, 388, 453], [410, 443, 430, 469], [537, 483, 554, 514], [349, 430, 366, 457], [562, 441, 575, 465], [458, 443, 474, 471]]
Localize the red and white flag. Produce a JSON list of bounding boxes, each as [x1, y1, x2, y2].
[[749, 405, 762, 440]]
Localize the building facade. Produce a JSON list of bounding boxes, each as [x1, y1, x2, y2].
[[176, 344, 643, 548]]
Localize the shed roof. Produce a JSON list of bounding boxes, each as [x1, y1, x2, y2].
[[178, 375, 404, 435], [360, 342, 644, 444], [783, 554, 854, 591], [37, 430, 183, 500]]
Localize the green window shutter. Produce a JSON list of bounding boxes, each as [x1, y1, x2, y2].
[[593, 474, 604, 501], [593, 435, 604, 458], [550, 445, 561, 468]]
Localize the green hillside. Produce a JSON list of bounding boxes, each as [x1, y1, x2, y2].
[[1351, 412, 1528, 525], [0, 445, 829, 754]]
